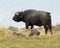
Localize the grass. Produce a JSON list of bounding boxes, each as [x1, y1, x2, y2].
[[0, 25, 60, 48]]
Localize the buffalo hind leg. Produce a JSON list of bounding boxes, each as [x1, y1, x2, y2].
[[31, 25, 34, 29], [44, 25, 48, 34], [48, 26, 53, 34]]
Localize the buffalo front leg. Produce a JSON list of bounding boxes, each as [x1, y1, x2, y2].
[[25, 23, 29, 29]]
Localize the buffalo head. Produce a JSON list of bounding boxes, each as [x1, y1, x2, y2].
[[13, 12, 23, 22]]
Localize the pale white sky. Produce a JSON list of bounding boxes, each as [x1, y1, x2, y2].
[[0, 0, 60, 28]]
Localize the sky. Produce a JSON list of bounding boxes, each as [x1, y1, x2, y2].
[[0, 0, 60, 28]]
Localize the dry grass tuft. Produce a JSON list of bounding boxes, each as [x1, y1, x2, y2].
[[0, 24, 60, 48]]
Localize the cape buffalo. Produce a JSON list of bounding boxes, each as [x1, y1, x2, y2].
[[13, 9, 52, 34]]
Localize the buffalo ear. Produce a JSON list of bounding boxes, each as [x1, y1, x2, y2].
[[47, 12, 50, 14]]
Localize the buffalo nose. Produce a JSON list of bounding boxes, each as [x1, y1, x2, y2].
[[12, 18, 14, 20], [12, 17, 14, 20], [13, 16, 15, 20]]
